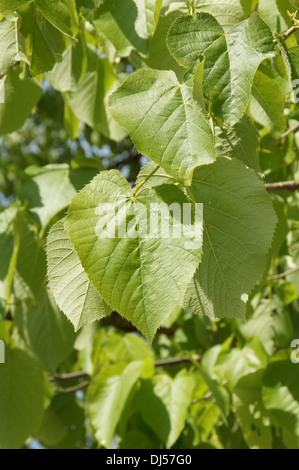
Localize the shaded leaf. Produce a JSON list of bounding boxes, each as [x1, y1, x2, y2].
[[47, 219, 111, 331], [184, 158, 277, 320], [0, 348, 44, 449], [167, 12, 275, 126]]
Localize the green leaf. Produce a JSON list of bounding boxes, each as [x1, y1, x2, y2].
[[67, 46, 126, 140], [88, 361, 143, 448], [47, 219, 111, 331], [0, 206, 17, 308], [34, 0, 73, 37], [104, 332, 154, 363], [237, 299, 275, 355], [19, 164, 98, 230], [0, 16, 28, 74], [0, 0, 73, 37], [262, 360, 299, 437], [65, 170, 203, 341], [250, 64, 286, 131], [93, 0, 162, 57], [0, 348, 44, 449], [214, 341, 267, 390], [38, 395, 85, 449], [63, 95, 80, 139], [0, 67, 42, 135], [167, 12, 275, 126], [139, 373, 195, 448], [193, 0, 255, 31], [13, 211, 46, 301], [15, 289, 76, 371], [45, 44, 84, 93], [258, 0, 293, 34], [109, 69, 216, 185], [184, 158, 277, 320], [215, 114, 261, 172], [234, 370, 272, 449], [196, 365, 231, 420]]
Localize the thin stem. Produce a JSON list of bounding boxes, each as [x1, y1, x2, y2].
[[260, 124, 299, 150], [49, 354, 202, 393], [282, 25, 299, 41], [188, 0, 194, 15], [49, 371, 90, 383], [53, 381, 90, 394], [274, 23, 299, 45], [267, 266, 299, 281], [155, 354, 202, 368], [132, 164, 160, 196], [266, 181, 299, 192], [209, 101, 215, 140]]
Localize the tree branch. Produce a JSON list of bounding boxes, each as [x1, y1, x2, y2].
[[49, 355, 202, 392], [260, 124, 299, 150], [265, 181, 299, 192], [53, 381, 90, 394], [155, 354, 202, 368], [282, 25, 299, 41], [49, 371, 89, 383], [267, 266, 299, 281]]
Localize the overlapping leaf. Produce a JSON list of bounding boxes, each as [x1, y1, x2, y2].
[[88, 361, 143, 448], [0, 348, 44, 449], [0, 0, 74, 75], [15, 289, 75, 371], [0, 17, 28, 75], [19, 164, 98, 229], [0, 67, 42, 135], [109, 69, 216, 185], [184, 158, 277, 320], [167, 12, 275, 126], [0, 0, 73, 37], [139, 373, 195, 448], [93, 0, 162, 57], [215, 114, 261, 172], [67, 46, 127, 141], [47, 219, 111, 331], [65, 170, 203, 340], [250, 64, 286, 131]]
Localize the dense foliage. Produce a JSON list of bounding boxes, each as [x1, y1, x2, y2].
[[0, 0, 299, 450]]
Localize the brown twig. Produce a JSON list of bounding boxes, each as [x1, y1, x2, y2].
[[49, 354, 202, 393], [282, 25, 298, 41], [155, 354, 202, 368], [267, 266, 299, 281], [53, 381, 90, 394], [49, 371, 89, 383], [260, 124, 299, 150], [265, 181, 299, 192]]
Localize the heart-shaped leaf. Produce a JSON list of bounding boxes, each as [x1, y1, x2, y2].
[[167, 13, 275, 126], [65, 170, 203, 340], [108, 68, 216, 185]]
